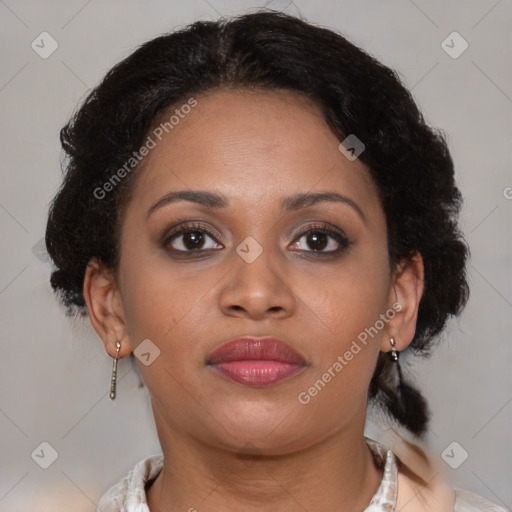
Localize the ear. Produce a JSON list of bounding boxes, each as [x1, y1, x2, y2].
[[380, 251, 425, 353], [83, 258, 132, 359]]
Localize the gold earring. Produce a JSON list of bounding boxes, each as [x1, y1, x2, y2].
[[389, 337, 399, 361], [109, 341, 121, 400]]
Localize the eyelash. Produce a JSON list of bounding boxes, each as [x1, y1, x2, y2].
[[291, 224, 351, 256], [161, 222, 351, 257]]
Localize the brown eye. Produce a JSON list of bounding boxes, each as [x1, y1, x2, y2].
[[290, 225, 351, 255], [303, 232, 330, 251], [163, 224, 223, 253]]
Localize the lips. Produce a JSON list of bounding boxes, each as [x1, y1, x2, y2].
[[207, 337, 306, 387]]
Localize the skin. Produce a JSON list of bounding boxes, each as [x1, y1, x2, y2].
[[84, 88, 424, 511]]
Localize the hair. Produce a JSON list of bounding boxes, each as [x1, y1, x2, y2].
[[45, 9, 470, 438]]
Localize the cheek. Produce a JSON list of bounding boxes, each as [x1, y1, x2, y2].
[[120, 263, 218, 345], [294, 249, 390, 347], [291, 248, 390, 397], [292, 275, 386, 429], [117, 258, 217, 408]]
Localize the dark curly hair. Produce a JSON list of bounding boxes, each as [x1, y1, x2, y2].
[[45, 10, 470, 438]]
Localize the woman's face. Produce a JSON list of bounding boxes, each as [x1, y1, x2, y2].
[[97, 88, 408, 454]]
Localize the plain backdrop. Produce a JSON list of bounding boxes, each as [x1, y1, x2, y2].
[[1, 1, 511, 510]]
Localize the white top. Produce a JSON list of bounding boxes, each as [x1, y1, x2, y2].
[[95, 437, 508, 512]]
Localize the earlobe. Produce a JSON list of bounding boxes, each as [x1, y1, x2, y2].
[[381, 252, 425, 352], [83, 258, 131, 358]]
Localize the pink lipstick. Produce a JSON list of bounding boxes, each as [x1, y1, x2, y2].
[[207, 336, 306, 387]]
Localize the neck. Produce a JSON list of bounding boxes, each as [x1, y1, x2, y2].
[[146, 415, 383, 512]]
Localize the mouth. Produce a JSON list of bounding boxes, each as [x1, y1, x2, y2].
[[206, 336, 307, 387]]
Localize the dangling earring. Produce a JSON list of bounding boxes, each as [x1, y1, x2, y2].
[[389, 337, 399, 361], [389, 337, 402, 393], [385, 336, 430, 435], [109, 341, 121, 400]]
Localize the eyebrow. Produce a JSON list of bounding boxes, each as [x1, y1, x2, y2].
[[146, 189, 366, 223]]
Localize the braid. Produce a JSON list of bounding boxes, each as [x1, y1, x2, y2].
[[369, 351, 430, 437]]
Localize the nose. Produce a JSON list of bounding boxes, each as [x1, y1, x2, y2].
[[218, 243, 296, 320]]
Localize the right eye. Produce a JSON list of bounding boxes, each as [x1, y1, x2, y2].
[[163, 223, 224, 254]]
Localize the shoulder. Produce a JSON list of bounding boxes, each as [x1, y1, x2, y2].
[[369, 432, 508, 512], [396, 471, 508, 512], [454, 489, 510, 512], [95, 454, 164, 512]]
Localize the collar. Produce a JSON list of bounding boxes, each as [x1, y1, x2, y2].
[[96, 436, 452, 512]]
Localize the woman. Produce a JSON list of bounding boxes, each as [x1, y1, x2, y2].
[[45, 10, 507, 512]]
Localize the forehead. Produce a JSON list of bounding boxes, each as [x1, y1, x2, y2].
[[127, 88, 380, 218]]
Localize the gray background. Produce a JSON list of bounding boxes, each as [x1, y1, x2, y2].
[[1, 0, 511, 510]]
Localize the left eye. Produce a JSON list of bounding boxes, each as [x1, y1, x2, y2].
[[290, 227, 349, 254]]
